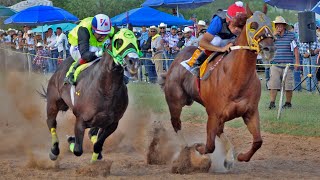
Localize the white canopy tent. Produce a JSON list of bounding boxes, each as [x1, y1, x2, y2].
[[10, 0, 53, 12]]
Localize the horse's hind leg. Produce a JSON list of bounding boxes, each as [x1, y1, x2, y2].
[[91, 122, 119, 163], [72, 117, 86, 157], [238, 110, 263, 162]]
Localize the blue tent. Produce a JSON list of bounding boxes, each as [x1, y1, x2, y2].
[[32, 23, 76, 32], [4, 5, 78, 25], [264, 0, 318, 11], [141, 0, 214, 9], [111, 6, 193, 26]]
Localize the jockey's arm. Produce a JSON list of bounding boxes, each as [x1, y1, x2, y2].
[[199, 33, 224, 52], [77, 27, 96, 62]]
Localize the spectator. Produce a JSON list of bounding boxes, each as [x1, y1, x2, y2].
[[268, 16, 300, 109], [164, 25, 179, 69], [150, 26, 164, 77], [33, 42, 50, 73], [34, 32, 43, 44], [54, 27, 69, 60], [46, 28, 58, 73], [183, 27, 198, 47], [298, 39, 320, 92], [138, 26, 149, 49], [172, 8, 184, 19], [144, 26, 158, 83], [140, 29, 151, 81], [197, 20, 207, 38], [176, 30, 185, 50], [26, 30, 36, 63]]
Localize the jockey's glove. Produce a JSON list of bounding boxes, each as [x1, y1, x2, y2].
[[95, 50, 103, 57]]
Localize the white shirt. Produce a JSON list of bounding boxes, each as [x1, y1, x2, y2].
[[54, 33, 69, 52], [47, 34, 57, 50], [27, 37, 35, 51], [184, 36, 198, 47]]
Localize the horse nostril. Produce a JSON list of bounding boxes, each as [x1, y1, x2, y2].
[[263, 47, 270, 52]]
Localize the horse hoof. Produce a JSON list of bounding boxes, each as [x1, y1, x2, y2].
[[98, 152, 103, 160], [67, 136, 75, 144], [49, 151, 58, 161], [74, 150, 83, 157], [224, 159, 234, 170], [237, 153, 250, 162]]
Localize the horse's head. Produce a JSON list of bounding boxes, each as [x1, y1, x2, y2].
[[244, 4, 276, 61], [105, 28, 141, 76]]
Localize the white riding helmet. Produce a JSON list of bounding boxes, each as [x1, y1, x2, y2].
[[92, 14, 112, 35]]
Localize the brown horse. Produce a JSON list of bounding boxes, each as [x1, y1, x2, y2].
[[159, 5, 275, 162], [39, 29, 140, 162]]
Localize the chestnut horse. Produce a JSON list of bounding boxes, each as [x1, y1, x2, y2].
[[159, 5, 275, 162], [39, 29, 140, 162]]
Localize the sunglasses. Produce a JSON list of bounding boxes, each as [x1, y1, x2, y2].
[[150, 31, 156, 32], [160, 27, 165, 29]]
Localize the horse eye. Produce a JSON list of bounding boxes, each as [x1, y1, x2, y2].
[[250, 22, 259, 30], [114, 39, 123, 49]]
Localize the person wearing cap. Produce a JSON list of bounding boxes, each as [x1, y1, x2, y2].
[[33, 42, 50, 73], [268, 16, 300, 109], [65, 14, 115, 85], [163, 25, 179, 69], [182, 1, 247, 76], [297, 18, 320, 92], [183, 27, 198, 47], [149, 25, 164, 79], [26, 30, 36, 61]]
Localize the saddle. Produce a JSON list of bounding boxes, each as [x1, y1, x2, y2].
[[186, 48, 224, 78], [66, 58, 101, 83]]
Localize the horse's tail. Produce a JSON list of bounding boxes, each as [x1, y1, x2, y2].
[[158, 73, 167, 90], [37, 85, 47, 100]]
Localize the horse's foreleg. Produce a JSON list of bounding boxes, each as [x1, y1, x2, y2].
[[72, 117, 85, 157], [91, 122, 119, 163], [238, 110, 263, 162], [168, 102, 183, 133], [197, 115, 218, 155], [47, 102, 60, 161]]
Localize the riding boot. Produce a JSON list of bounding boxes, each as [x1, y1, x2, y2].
[[190, 51, 209, 76], [64, 61, 81, 85]]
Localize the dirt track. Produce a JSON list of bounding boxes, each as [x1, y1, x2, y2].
[[0, 72, 319, 179]]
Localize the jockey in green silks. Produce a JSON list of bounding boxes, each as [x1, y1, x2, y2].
[[65, 14, 114, 85]]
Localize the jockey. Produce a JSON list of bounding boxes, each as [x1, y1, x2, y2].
[[65, 14, 114, 85], [182, 1, 246, 76]]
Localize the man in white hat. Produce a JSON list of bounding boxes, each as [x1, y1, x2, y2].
[[183, 27, 198, 47], [197, 20, 207, 37], [268, 16, 300, 109]]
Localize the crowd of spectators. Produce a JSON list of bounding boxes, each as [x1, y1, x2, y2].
[[0, 25, 70, 74], [136, 20, 207, 83]]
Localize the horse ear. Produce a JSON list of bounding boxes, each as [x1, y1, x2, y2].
[[262, 3, 268, 14], [246, 3, 253, 18]]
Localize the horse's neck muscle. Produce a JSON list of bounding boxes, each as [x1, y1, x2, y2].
[[97, 55, 124, 93], [229, 30, 257, 82]]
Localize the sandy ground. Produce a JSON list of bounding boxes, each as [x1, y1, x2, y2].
[[0, 71, 319, 180]]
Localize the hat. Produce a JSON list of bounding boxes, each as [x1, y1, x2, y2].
[[198, 20, 206, 26], [182, 27, 192, 33], [171, 25, 177, 29], [35, 32, 42, 36], [36, 42, 44, 47], [158, 22, 167, 28], [273, 16, 287, 24], [226, 1, 246, 19], [149, 25, 157, 30], [27, 30, 33, 34]]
